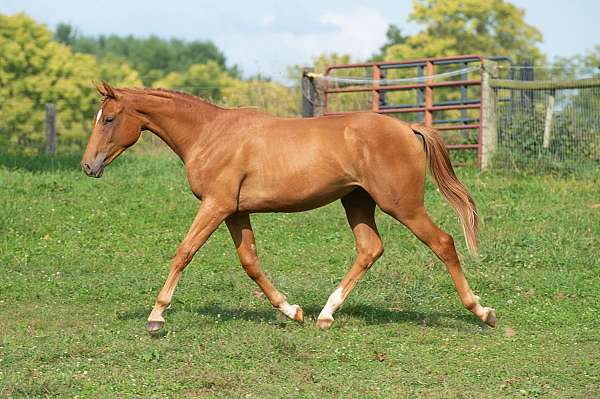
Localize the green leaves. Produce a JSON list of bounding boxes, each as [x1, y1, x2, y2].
[[385, 0, 544, 62], [1, 13, 301, 154], [54, 25, 231, 86], [154, 60, 232, 101], [0, 14, 96, 152]]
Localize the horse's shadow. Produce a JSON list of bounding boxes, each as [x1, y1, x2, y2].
[[117, 301, 485, 329]]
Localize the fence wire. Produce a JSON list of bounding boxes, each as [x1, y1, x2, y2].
[[491, 66, 600, 173], [0, 83, 302, 155], [2, 64, 599, 174], [307, 63, 600, 172]]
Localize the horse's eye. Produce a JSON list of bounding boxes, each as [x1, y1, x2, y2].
[[105, 116, 115, 123]]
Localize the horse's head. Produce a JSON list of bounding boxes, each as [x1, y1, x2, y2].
[[81, 82, 143, 178]]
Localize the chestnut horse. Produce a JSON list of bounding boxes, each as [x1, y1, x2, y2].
[[81, 82, 496, 333]]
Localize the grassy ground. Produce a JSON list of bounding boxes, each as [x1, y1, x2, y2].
[[1, 153, 599, 398]]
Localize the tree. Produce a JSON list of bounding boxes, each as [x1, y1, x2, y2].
[[153, 61, 298, 116], [385, 0, 544, 62], [553, 45, 600, 79], [549, 46, 600, 166], [371, 24, 408, 61], [153, 60, 234, 101], [376, 0, 547, 146], [0, 13, 143, 152], [578, 45, 600, 69], [98, 59, 143, 88], [154, 61, 298, 115], [0, 13, 98, 152], [54, 25, 234, 86], [54, 22, 78, 46], [288, 53, 377, 115], [222, 79, 298, 117]]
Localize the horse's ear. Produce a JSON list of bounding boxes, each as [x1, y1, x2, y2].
[[102, 81, 117, 98], [95, 81, 106, 97], [96, 81, 117, 99]]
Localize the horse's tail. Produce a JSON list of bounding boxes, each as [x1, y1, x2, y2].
[[410, 123, 479, 256]]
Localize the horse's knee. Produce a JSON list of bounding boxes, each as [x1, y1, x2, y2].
[[434, 233, 458, 263], [371, 240, 384, 261], [358, 238, 384, 267]]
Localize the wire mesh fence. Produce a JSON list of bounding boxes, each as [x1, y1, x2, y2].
[[2, 63, 599, 174], [305, 62, 600, 173], [0, 82, 302, 155], [490, 66, 600, 173]]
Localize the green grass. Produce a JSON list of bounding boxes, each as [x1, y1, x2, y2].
[[1, 153, 599, 398]]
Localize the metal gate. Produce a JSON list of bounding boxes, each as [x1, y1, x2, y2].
[[321, 55, 485, 166]]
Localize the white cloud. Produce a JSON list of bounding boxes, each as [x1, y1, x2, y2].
[[3, 0, 600, 82], [260, 14, 275, 27], [317, 7, 388, 59], [215, 6, 388, 82]]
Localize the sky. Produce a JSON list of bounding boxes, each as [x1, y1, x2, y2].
[[2, 0, 599, 81]]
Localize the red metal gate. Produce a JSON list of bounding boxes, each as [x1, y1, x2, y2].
[[322, 55, 484, 166]]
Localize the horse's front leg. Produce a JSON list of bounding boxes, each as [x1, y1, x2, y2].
[[146, 199, 230, 333], [226, 213, 303, 322]]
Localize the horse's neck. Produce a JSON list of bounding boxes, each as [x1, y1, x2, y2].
[[131, 93, 221, 161]]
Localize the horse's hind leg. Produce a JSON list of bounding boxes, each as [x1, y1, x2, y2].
[[388, 205, 496, 326], [317, 189, 384, 330], [226, 213, 303, 322]]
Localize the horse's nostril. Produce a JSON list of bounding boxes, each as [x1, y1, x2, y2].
[[83, 163, 92, 173]]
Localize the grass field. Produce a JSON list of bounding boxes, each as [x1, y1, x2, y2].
[[1, 152, 599, 398]]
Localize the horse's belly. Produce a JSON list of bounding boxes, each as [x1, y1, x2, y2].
[[236, 130, 361, 212], [237, 175, 356, 213]]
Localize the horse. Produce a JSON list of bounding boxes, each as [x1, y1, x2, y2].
[[81, 81, 496, 333]]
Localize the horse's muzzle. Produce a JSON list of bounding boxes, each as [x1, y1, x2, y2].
[[81, 153, 106, 178]]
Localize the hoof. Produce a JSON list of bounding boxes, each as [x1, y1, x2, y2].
[[146, 320, 165, 334], [316, 317, 334, 330], [293, 306, 304, 323], [278, 303, 304, 323], [484, 308, 497, 328]]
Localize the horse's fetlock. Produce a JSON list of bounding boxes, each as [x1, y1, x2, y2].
[[462, 295, 480, 311], [156, 295, 170, 308]]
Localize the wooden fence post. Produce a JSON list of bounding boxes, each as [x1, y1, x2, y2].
[[301, 68, 315, 117], [372, 64, 381, 112], [481, 60, 498, 169], [45, 103, 56, 156], [543, 91, 555, 148], [424, 61, 434, 126]]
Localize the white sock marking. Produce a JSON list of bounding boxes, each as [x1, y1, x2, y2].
[[278, 301, 299, 319], [318, 286, 343, 320], [148, 308, 165, 323]]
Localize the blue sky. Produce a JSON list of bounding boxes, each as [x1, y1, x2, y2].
[[2, 0, 598, 80]]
